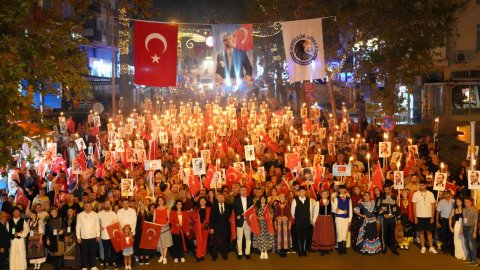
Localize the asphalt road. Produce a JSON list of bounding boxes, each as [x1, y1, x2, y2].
[[37, 247, 472, 270]]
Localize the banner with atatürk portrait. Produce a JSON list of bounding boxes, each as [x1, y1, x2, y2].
[[212, 24, 255, 98], [281, 18, 326, 82]]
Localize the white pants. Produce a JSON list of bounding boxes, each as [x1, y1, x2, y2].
[[236, 222, 252, 255], [454, 220, 467, 260], [335, 218, 350, 242]]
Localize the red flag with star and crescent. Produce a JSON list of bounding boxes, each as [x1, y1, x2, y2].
[[226, 166, 243, 189], [243, 205, 260, 236], [134, 21, 178, 87], [106, 222, 125, 252], [139, 221, 162, 250]]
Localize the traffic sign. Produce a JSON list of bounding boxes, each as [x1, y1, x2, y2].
[[381, 115, 396, 131]]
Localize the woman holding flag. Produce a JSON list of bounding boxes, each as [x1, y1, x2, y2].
[[252, 195, 274, 259]]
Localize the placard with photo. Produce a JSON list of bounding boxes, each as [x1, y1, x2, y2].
[[393, 171, 404, 190], [121, 179, 134, 197], [75, 138, 87, 150], [192, 157, 206, 176], [468, 170, 480, 190], [378, 142, 392, 158], [433, 172, 447, 191], [466, 145, 479, 161], [244, 145, 255, 161], [233, 162, 245, 173]]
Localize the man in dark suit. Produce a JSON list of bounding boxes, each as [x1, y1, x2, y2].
[[232, 186, 253, 259], [0, 211, 10, 270], [209, 193, 232, 261], [215, 33, 253, 83]]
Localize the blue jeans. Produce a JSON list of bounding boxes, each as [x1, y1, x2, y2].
[[463, 226, 477, 262]]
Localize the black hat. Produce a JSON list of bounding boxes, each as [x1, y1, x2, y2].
[[419, 180, 427, 185], [338, 184, 346, 189], [298, 186, 306, 191]]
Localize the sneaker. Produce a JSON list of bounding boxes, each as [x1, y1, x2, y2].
[[180, 258, 185, 263], [174, 258, 179, 263], [163, 258, 167, 264], [421, 247, 426, 254], [158, 256, 164, 263], [470, 262, 479, 267], [139, 261, 144, 266], [145, 258, 150, 265], [429, 247, 438, 254], [91, 267, 99, 270], [112, 263, 118, 270]]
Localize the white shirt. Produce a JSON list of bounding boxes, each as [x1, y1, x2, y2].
[[98, 210, 118, 240], [332, 196, 353, 222], [241, 196, 247, 212], [412, 190, 436, 218], [117, 207, 137, 235], [76, 211, 100, 239]]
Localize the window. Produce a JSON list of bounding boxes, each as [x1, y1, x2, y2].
[[477, 24, 480, 51], [451, 85, 480, 115]]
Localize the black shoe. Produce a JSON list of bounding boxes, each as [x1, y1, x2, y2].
[[222, 255, 228, 261], [196, 257, 202, 262], [320, 251, 325, 256], [145, 258, 150, 265], [104, 263, 110, 269], [382, 249, 387, 254], [112, 263, 118, 270], [237, 255, 242, 260], [245, 255, 251, 260], [303, 252, 308, 257], [212, 256, 218, 261], [391, 249, 399, 255]]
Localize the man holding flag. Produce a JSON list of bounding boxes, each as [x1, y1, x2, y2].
[[233, 186, 253, 259]]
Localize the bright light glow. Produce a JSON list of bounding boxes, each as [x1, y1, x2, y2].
[[205, 36, 213, 47]]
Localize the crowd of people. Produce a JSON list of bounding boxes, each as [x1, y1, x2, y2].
[[0, 98, 478, 270]]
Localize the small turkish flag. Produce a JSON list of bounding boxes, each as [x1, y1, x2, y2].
[[134, 21, 178, 87], [226, 166, 243, 189], [188, 169, 201, 196], [140, 221, 162, 250], [66, 116, 75, 133], [106, 222, 125, 252], [204, 164, 215, 188], [243, 205, 260, 236], [264, 204, 274, 235]]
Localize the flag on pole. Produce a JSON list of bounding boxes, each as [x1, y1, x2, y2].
[[66, 116, 75, 133], [226, 166, 243, 189], [281, 18, 326, 82], [134, 21, 178, 87], [264, 204, 274, 234]]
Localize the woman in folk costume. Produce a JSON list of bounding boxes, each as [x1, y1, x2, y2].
[[332, 185, 352, 255], [312, 190, 336, 255], [63, 207, 81, 270], [349, 186, 363, 251], [135, 200, 154, 265], [169, 199, 191, 263], [192, 197, 211, 261], [26, 209, 46, 269], [8, 207, 30, 270], [45, 208, 65, 270], [398, 189, 415, 249], [273, 193, 292, 257], [354, 192, 382, 255], [449, 197, 467, 260], [153, 196, 173, 264], [253, 195, 275, 259]]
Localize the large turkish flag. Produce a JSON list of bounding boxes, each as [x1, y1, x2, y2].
[[139, 221, 162, 250], [106, 222, 125, 252], [134, 21, 178, 87]]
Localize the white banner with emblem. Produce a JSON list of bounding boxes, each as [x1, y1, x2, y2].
[[281, 18, 326, 82]]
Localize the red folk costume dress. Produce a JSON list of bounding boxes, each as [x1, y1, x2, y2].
[[312, 199, 336, 251], [273, 202, 293, 250], [192, 207, 211, 258]]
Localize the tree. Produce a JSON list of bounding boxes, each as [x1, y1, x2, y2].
[[0, 0, 93, 165]]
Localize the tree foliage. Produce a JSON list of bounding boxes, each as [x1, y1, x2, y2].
[[246, 0, 466, 114], [0, 0, 92, 165]]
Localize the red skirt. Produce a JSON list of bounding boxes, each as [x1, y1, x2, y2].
[[312, 215, 335, 250]]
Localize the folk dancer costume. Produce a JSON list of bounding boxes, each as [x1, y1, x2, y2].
[[377, 194, 401, 254], [27, 217, 47, 268], [63, 215, 81, 269], [333, 193, 352, 254], [45, 214, 65, 269], [8, 216, 30, 270], [192, 206, 211, 259], [355, 200, 382, 254], [273, 201, 292, 256], [252, 205, 275, 254], [312, 198, 335, 253], [290, 192, 314, 256]]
